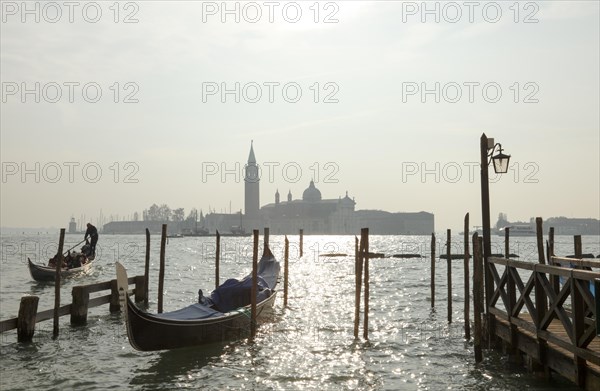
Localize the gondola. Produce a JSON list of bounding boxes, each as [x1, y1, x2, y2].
[[27, 257, 94, 282], [116, 247, 280, 351]]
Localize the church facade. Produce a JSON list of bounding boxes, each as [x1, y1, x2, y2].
[[204, 143, 434, 235]]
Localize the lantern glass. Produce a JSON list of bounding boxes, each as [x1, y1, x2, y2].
[[492, 152, 511, 174]]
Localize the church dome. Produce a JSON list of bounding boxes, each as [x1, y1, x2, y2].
[[302, 180, 322, 202]]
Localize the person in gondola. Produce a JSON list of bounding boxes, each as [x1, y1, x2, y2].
[[84, 223, 99, 257]]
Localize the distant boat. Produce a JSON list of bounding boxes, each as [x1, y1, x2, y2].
[[28, 257, 94, 282], [498, 225, 536, 236]]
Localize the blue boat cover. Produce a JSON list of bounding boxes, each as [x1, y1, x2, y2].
[[154, 251, 280, 320], [155, 303, 224, 320]]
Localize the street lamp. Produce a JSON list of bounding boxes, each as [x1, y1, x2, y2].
[[479, 132, 510, 342], [489, 143, 511, 174]]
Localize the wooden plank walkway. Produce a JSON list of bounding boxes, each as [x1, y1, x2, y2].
[[494, 314, 600, 388], [486, 256, 600, 390]]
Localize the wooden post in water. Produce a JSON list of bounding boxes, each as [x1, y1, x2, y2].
[[447, 229, 452, 323], [299, 229, 303, 257], [17, 295, 39, 342], [535, 217, 545, 264], [548, 227, 558, 293], [264, 227, 270, 248], [158, 224, 167, 313], [362, 228, 370, 340], [53, 228, 65, 339], [504, 227, 510, 259], [464, 214, 470, 340], [473, 233, 483, 363], [215, 230, 221, 290], [71, 286, 90, 325], [144, 228, 150, 307], [284, 235, 289, 307], [250, 229, 259, 340], [109, 279, 120, 312], [431, 233, 435, 308], [574, 235, 582, 259], [354, 235, 363, 339]]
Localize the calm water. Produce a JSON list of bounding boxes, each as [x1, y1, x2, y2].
[[1, 233, 598, 390]]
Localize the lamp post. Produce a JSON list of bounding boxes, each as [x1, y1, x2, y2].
[[479, 132, 510, 344]]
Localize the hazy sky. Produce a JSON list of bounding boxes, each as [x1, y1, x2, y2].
[[1, 1, 599, 232]]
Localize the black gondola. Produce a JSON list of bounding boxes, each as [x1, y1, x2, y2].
[[116, 247, 280, 351], [28, 257, 94, 282]]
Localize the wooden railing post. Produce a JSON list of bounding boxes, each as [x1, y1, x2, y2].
[[506, 260, 519, 360], [571, 271, 586, 387], [17, 295, 39, 342], [70, 286, 90, 325], [533, 264, 548, 375]]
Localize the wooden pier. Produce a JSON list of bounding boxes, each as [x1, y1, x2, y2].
[[486, 255, 600, 389], [428, 215, 600, 390], [0, 275, 145, 342]]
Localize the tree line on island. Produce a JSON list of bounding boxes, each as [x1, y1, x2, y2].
[[141, 204, 203, 222]]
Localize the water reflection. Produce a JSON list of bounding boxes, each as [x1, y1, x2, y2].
[[129, 342, 230, 389]]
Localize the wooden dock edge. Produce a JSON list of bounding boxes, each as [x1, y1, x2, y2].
[[495, 317, 600, 390]]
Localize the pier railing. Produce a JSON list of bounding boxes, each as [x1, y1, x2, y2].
[[0, 275, 145, 342], [487, 256, 599, 387]]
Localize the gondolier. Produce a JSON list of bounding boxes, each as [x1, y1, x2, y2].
[[84, 223, 99, 257]]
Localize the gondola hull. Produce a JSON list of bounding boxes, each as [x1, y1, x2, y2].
[[28, 258, 93, 282], [123, 291, 277, 351], [116, 248, 280, 351]]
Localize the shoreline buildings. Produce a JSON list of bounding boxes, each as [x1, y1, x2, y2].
[[202, 143, 434, 235]]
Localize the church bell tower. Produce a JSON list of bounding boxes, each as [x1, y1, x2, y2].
[[244, 141, 260, 217]]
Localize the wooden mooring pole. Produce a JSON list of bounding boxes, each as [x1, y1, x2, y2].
[[264, 227, 269, 248], [548, 227, 559, 293], [284, 235, 289, 307], [431, 233, 435, 308], [504, 227, 510, 259], [299, 229, 303, 257], [535, 217, 545, 264], [17, 296, 39, 342], [215, 230, 221, 290], [144, 228, 150, 307], [53, 228, 65, 339], [71, 286, 90, 325], [354, 235, 362, 339], [447, 229, 452, 323], [473, 233, 483, 363], [362, 228, 369, 340], [158, 224, 167, 313], [574, 235, 582, 259], [464, 213, 470, 340], [250, 229, 259, 340]]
